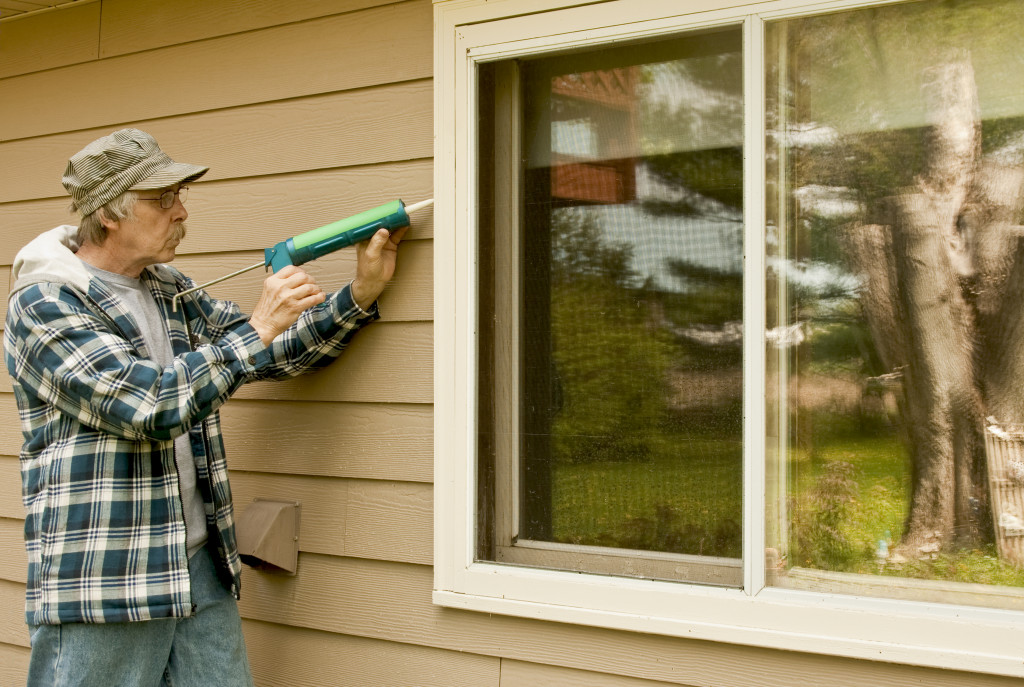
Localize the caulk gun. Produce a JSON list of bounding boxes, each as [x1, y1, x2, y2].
[[171, 198, 433, 311]]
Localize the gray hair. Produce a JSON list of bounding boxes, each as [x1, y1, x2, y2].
[[75, 190, 139, 246]]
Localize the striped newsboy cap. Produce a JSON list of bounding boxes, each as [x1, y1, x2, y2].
[[63, 128, 209, 216]]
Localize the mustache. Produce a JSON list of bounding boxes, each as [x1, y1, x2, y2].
[[173, 222, 187, 241]]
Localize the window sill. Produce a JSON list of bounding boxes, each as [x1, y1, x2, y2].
[[434, 561, 1024, 678]]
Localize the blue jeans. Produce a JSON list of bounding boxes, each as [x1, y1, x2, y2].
[[26, 547, 254, 687]]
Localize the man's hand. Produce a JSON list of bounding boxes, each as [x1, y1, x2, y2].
[[351, 225, 408, 310], [249, 265, 326, 346]]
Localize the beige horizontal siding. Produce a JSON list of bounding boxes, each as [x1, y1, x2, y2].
[[228, 472, 431, 565], [99, 0, 396, 57], [343, 480, 432, 563], [0, 1, 432, 141], [1, 265, 9, 332], [242, 618, 499, 687], [178, 157, 435, 244], [0, 643, 30, 685], [0, 79, 433, 206], [0, 518, 25, 583], [238, 555, 1024, 687], [500, 659, 693, 687], [0, 580, 27, 647], [0, 456, 19, 517], [234, 321, 432, 404], [222, 400, 431, 483], [0, 1, 100, 79]]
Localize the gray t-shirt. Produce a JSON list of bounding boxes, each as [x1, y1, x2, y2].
[[83, 262, 209, 558]]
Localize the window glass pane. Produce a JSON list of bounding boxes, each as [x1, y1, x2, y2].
[[766, 0, 1024, 607], [477, 28, 744, 585]]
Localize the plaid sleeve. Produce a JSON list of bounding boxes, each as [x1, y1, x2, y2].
[[6, 283, 266, 441], [253, 282, 380, 380]]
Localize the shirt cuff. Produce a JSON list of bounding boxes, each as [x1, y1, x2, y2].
[[230, 321, 274, 373], [338, 280, 381, 322]]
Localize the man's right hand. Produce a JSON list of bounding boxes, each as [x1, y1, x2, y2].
[[248, 265, 326, 346]]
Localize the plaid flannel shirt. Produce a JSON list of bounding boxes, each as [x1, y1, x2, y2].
[[4, 226, 378, 625]]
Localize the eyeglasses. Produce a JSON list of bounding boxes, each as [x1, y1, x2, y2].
[[138, 186, 188, 209]]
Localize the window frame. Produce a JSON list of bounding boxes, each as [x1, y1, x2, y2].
[[482, 43, 747, 586], [432, 0, 1024, 677]]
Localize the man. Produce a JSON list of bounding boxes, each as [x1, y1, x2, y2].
[[3, 129, 407, 686]]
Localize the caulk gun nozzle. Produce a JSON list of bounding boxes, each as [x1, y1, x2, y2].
[[405, 199, 434, 214]]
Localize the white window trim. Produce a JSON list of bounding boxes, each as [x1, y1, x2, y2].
[[432, 0, 1024, 677]]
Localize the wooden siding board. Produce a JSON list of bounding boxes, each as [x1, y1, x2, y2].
[[0, 157, 435, 263], [228, 473, 431, 565], [500, 660, 690, 687], [0, 456, 20, 518], [0, 1, 52, 11], [0, 643, 30, 687], [0, 2, 48, 12], [0, 396, 22, 455], [0, 1, 99, 79], [239, 555, 1024, 687], [179, 157, 435, 246], [345, 480, 432, 564], [99, 0, 398, 57], [0, 198, 72, 245], [220, 400, 433, 483], [234, 322, 432, 404], [0, 80, 433, 206], [1, 265, 9, 331], [0, 518, 26, 583], [0, 1, 433, 141], [242, 619, 499, 687], [0, 580, 27, 647]]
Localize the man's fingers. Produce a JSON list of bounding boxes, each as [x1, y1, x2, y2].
[[272, 264, 303, 279], [298, 283, 325, 301], [278, 283, 323, 312], [270, 265, 321, 288], [390, 225, 409, 244], [279, 270, 317, 288], [359, 228, 390, 259], [297, 290, 326, 309], [268, 268, 322, 295]]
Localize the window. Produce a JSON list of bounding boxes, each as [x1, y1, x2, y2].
[[765, 0, 1024, 610], [434, 0, 1024, 676], [476, 30, 744, 586]]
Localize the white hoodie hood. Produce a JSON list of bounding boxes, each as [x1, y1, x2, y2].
[[9, 225, 94, 297]]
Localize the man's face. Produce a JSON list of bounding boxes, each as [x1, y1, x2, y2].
[[112, 185, 189, 275]]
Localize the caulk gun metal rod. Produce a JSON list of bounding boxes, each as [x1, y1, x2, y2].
[[171, 260, 265, 312]]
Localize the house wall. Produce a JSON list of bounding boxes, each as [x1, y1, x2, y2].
[[0, 0, 1019, 685]]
